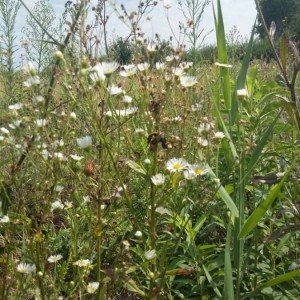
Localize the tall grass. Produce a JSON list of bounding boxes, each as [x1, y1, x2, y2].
[[0, 0, 299, 299]]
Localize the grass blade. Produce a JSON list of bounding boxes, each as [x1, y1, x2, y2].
[[239, 162, 294, 239]]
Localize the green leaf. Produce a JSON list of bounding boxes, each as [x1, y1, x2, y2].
[[123, 279, 146, 297], [206, 164, 239, 218], [239, 162, 294, 239], [125, 160, 146, 175]]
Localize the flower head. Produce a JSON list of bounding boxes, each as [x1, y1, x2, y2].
[[107, 84, 124, 96], [76, 136, 92, 149], [87, 282, 100, 294], [0, 215, 9, 223], [17, 263, 36, 274], [145, 249, 156, 260], [120, 64, 137, 77], [48, 254, 63, 263], [166, 158, 189, 172], [151, 173, 165, 185], [22, 61, 36, 76], [180, 76, 197, 87], [99, 61, 119, 75], [89, 64, 105, 82], [75, 259, 92, 268]]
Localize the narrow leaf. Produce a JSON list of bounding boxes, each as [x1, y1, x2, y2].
[[239, 162, 294, 239], [125, 160, 146, 175]]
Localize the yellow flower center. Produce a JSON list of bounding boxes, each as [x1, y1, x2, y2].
[[173, 163, 182, 170]]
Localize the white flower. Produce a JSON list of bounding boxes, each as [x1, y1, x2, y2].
[[183, 169, 197, 180], [180, 76, 197, 87], [105, 111, 113, 117], [121, 95, 133, 103], [155, 62, 165, 71], [8, 103, 23, 110], [145, 249, 156, 260], [54, 185, 64, 192], [180, 61, 193, 70], [151, 173, 165, 185], [17, 263, 36, 274], [166, 158, 189, 172], [189, 164, 207, 176], [48, 254, 63, 263], [51, 200, 64, 211], [172, 67, 185, 77], [70, 154, 84, 161], [35, 119, 48, 127], [197, 137, 208, 147], [147, 44, 157, 52], [115, 107, 138, 117], [89, 64, 105, 82], [237, 88, 248, 99], [162, 0, 172, 9], [22, 61, 36, 75], [144, 158, 151, 164], [35, 95, 45, 104], [0, 127, 9, 135], [137, 62, 150, 72], [87, 282, 100, 294], [9, 120, 22, 129], [197, 123, 212, 133], [23, 76, 40, 87], [64, 201, 73, 209], [120, 64, 137, 77], [134, 230, 143, 237], [214, 131, 225, 139], [53, 152, 66, 161], [0, 215, 9, 223], [98, 61, 119, 75], [41, 149, 50, 160], [107, 85, 124, 96], [70, 112, 77, 119], [75, 259, 92, 268], [76, 136, 92, 149], [215, 62, 232, 68]]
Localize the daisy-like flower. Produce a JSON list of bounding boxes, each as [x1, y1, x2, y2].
[[183, 169, 197, 180], [121, 95, 133, 103], [180, 76, 197, 87], [215, 62, 233, 68], [166, 157, 189, 173], [48, 254, 63, 263], [189, 164, 207, 176], [137, 62, 150, 72], [35, 119, 48, 128], [70, 154, 84, 161], [119, 64, 137, 77], [107, 84, 124, 96], [147, 43, 157, 53], [51, 200, 64, 211], [75, 259, 92, 268], [180, 61, 193, 70], [155, 62, 165, 71], [17, 263, 36, 274], [53, 152, 66, 161], [151, 173, 165, 185], [22, 61, 36, 76], [87, 282, 100, 294], [8, 103, 23, 110], [0, 215, 9, 223], [145, 249, 156, 260], [23, 76, 40, 87], [115, 107, 138, 117], [99, 61, 119, 75], [64, 201, 73, 209], [197, 137, 209, 147], [172, 67, 185, 78], [54, 185, 64, 192], [9, 120, 22, 129], [70, 112, 76, 119], [76, 136, 92, 149], [197, 123, 212, 133], [89, 64, 105, 82], [35, 95, 45, 104], [214, 131, 225, 139]]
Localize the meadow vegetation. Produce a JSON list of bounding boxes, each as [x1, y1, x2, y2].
[[0, 0, 300, 299]]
